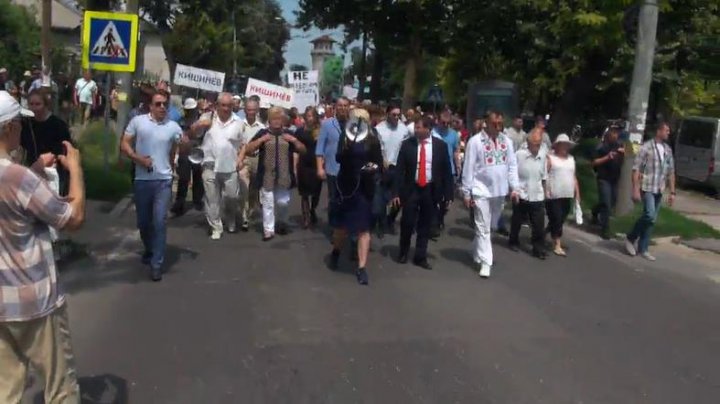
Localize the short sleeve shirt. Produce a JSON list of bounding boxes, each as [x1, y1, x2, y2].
[[594, 141, 623, 182], [0, 159, 72, 321], [375, 120, 410, 166], [74, 78, 97, 104], [125, 114, 182, 181], [433, 128, 460, 175]]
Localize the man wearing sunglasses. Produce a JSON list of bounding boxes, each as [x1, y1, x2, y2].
[[462, 110, 520, 279], [121, 90, 183, 281]]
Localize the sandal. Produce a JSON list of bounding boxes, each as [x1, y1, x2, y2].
[[553, 247, 567, 257]]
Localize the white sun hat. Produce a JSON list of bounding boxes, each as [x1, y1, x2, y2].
[[0, 91, 34, 125], [183, 98, 198, 110], [553, 133, 576, 146]]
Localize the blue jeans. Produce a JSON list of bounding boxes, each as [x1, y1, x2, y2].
[[134, 179, 172, 269], [627, 191, 662, 254], [593, 179, 618, 233]]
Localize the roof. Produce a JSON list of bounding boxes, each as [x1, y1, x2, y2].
[[311, 35, 335, 44]]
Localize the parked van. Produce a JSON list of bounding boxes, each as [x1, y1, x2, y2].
[[674, 116, 720, 192]]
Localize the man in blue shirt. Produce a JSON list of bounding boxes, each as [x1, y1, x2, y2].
[[121, 90, 182, 281], [432, 109, 461, 231], [315, 96, 351, 227]]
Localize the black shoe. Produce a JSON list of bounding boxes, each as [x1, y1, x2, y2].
[[397, 253, 408, 264], [356, 268, 369, 285], [533, 250, 547, 260], [241, 221, 249, 232], [413, 258, 432, 270], [330, 249, 340, 271], [151, 267, 162, 282], [170, 202, 185, 217], [276, 223, 289, 236], [193, 202, 204, 211], [508, 243, 520, 253], [310, 210, 318, 225]]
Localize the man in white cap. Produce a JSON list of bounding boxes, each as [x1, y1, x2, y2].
[[232, 94, 246, 121], [0, 90, 86, 403], [171, 97, 205, 216], [462, 110, 519, 279], [0, 68, 15, 92]]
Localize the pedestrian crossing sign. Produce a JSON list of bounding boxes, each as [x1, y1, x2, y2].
[[82, 11, 139, 72]]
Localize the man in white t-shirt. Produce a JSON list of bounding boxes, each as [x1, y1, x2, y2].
[[192, 93, 245, 240], [73, 69, 97, 127], [375, 103, 410, 236]]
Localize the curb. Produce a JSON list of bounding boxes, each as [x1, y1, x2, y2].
[[109, 194, 133, 219]]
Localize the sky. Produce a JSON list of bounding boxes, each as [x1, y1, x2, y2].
[[277, 0, 354, 70]]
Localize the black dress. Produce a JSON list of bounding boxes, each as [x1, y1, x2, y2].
[[335, 132, 383, 234], [20, 115, 72, 196], [296, 126, 322, 198]]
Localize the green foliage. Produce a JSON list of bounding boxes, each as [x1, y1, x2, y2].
[[321, 56, 344, 95], [77, 122, 131, 201], [0, 0, 41, 81]]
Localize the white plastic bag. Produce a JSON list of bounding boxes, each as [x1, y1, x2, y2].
[[574, 198, 584, 225]]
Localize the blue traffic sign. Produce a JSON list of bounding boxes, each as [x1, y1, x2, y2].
[[82, 11, 138, 72]]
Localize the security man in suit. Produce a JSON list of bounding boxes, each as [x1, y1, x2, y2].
[[391, 116, 454, 270]]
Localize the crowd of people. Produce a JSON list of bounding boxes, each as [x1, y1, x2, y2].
[[0, 73, 677, 401]]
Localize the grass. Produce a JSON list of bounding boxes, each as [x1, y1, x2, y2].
[[76, 122, 132, 202], [573, 154, 720, 240]]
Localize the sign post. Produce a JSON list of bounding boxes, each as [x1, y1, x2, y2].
[[82, 11, 139, 172]]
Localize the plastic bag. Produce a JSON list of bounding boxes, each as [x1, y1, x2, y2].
[[574, 198, 584, 225]]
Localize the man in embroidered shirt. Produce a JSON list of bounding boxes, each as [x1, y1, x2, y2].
[[237, 98, 266, 231], [462, 110, 520, 278], [508, 129, 548, 260], [192, 93, 245, 240], [625, 122, 676, 261], [121, 90, 183, 280], [0, 91, 86, 403]]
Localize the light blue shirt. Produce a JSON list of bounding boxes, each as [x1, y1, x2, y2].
[[315, 117, 343, 176], [234, 110, 246, 121], [167, 105, 182, 124], [125, 114, 182, 181], [433, 127, 460, 175]]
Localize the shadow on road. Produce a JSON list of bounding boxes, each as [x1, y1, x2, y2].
[[33, 374, 129, 404], [446, 226, 474, 240]]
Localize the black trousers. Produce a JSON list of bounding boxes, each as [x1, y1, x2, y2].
[[546, 198, 572, 238], [175, 154, 204, 205], [509, 200, 546, 253], [400, 185, 438, 261]]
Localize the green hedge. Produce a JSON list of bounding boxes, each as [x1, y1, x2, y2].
[[77, 122, 132, 201]]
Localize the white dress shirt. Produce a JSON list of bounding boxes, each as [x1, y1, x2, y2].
[[461, 131, 519, 199], [415, 138, 433, 183], [240, 117, 266, 145], [202, 113, 244, 173], [515, 148, 547, 202]]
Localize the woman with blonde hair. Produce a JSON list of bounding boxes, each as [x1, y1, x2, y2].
[[329, 108, 383, 285], [245, 106, 307, 240]]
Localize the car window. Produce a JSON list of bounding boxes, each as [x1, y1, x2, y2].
[[679, 120, 716, 149]]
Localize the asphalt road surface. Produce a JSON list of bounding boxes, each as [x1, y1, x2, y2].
[[28, 200, 720, 403]]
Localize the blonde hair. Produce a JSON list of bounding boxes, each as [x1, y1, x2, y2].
[[351, 108, 370, 123], [267, 106, 285, 122]]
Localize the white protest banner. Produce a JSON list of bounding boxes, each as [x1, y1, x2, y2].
[[287, 70, 319, 111], [245, 78, 294, 109], [174, 64, 225, 93], [342, 85, 359, 101]]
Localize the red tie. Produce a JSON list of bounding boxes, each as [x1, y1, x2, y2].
[[418, 140, 427, 187]]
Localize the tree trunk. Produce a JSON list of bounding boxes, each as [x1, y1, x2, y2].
[[370, 45, 385, 103], [402, 33, 422, 111], [358, 30, 368, 101]]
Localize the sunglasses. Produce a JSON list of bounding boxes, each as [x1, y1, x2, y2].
[[153, 101, 168, 107], [389, 113, 401, 117]]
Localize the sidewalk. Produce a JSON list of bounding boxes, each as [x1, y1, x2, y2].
[[670, 190, 720, 254]]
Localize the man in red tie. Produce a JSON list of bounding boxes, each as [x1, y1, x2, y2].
[[392, 116, 454, 269]]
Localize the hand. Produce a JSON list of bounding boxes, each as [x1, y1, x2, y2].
[[632, 189, 641, 203], [282, 134, 298, 144], [510, 191, 520, 204], [180, 134, 191, 144], [617, 147, 626, 154], [391, 197, 402, 208], [261, 133, 273, 143], [545, 190, 552, 200], [608, 151, 617, 160], [464, 197, 474, 209], [136, 155, 153, 169], [668, 193, 675, 207], [317, 167, 327, 181], [36, 153, 56, 168], [57, 141, 81, 172], [236, 160, 246, 172]]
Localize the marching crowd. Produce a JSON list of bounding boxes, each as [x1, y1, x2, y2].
[[0, 75, 676, 402]]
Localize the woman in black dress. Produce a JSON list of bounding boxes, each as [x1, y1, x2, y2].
[[329, 108, 383, 285], [295, 106, 322, 228]]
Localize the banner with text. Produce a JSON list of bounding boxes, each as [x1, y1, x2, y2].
[[174, 64, 225, 93], [287, 70, 319, 111], [245, 78, 294, 109]]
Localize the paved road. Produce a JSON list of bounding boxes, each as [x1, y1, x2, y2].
[[27, 200, 720, 403]]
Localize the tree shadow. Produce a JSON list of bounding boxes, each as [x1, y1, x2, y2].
[[33, 373, 129, 404], [438, 247, 476, 271]]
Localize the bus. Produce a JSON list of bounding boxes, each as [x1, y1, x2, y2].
[[465, 81, 520, 129]]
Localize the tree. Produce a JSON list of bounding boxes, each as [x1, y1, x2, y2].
[[0, 0, 41, 80], [321, 56, 344, 97]]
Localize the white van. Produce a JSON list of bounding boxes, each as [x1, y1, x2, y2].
[[674, 116, 720, 192]]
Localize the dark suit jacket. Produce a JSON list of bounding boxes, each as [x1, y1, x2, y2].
[[393, 136, 454, 204]]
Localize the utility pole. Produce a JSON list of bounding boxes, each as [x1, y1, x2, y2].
[[115, 0, 139, 152], [41, 0, 52, 81], [617, 0, 659, 215]]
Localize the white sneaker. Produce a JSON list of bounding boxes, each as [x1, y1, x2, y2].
[[479, 263, 491, 278], [624, 238, 637, 256], [641, 252, 656, 261], [210, 230, 222, 240]]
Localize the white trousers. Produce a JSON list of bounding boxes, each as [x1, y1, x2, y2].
[[203, 168, 240, 233], [472, 196, 505, 266], [260, 187, 291, 234]]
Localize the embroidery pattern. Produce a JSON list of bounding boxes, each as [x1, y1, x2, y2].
[[481, 134, 510, 166]]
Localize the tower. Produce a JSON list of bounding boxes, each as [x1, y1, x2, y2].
[[310, 35, 335, 72]]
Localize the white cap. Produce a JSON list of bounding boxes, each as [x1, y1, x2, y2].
[[183, 98, 198, 110], [260, 100, 271, 109], [232, 94, 241, 100], [0, 91, 33, 125], [553, 133, 576, 146], [317, 107, 325, 116], [0, 68, 7, 74]]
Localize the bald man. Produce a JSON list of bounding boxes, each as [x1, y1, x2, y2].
[[192, 92, 245, 240], [508, 129, 548, 260]]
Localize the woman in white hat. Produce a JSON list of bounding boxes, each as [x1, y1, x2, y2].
[[545, 133, 581, 256]]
